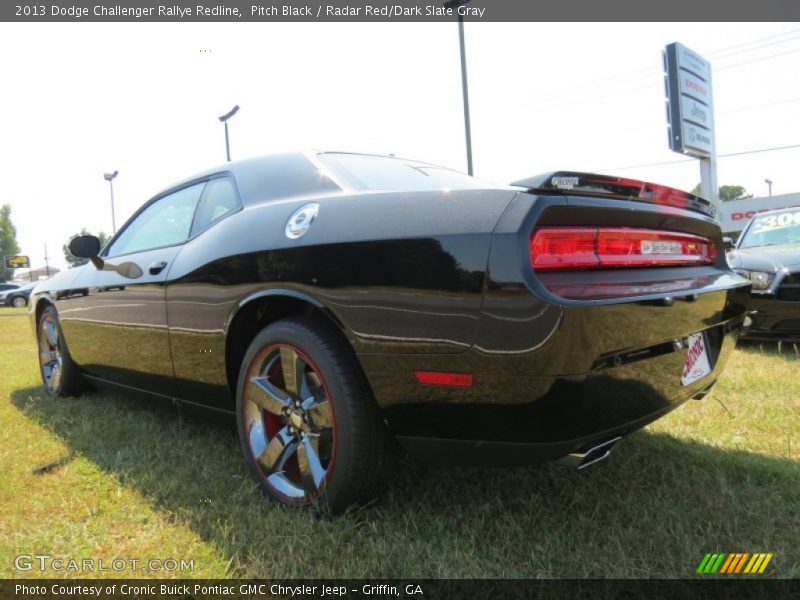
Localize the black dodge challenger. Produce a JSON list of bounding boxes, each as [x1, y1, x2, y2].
[[30, 151, 750, 511], [727, 207, 800, 341]]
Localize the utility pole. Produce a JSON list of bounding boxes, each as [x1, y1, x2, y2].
[[765, 178, 773, 197], [444, 0, 474, 175], [44, 244, 50, 277]]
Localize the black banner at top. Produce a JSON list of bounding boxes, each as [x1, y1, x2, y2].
[[3, 0, 800, 22]]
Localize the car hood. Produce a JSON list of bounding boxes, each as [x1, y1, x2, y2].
[[727, 243, 800, 273], [32, 265, 86, 296]]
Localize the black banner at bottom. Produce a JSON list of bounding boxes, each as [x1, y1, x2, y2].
[[2, 579, 798, 600]]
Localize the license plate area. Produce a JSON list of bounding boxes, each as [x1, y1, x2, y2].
[[681, 332, 712, 386]]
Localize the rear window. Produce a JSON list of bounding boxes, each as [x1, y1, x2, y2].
[[320, 153, 485, 192]]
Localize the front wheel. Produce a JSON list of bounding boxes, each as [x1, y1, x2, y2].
[[37, 305, 84, 396], [12, 296, 27, 308], [236, 316, 395, 512]]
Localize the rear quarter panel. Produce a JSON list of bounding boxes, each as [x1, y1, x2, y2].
[[164, 187, 518, 409]]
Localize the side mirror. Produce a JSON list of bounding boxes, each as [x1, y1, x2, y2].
[[722, 236, 736, 251], [69, 234, 105, 269], [68, 235, 101, 258]]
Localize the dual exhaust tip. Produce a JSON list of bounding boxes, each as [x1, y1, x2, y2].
[[559, 436, 622, 470]]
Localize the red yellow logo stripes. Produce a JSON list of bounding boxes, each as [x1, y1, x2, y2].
[[697, 552, 773, 574]]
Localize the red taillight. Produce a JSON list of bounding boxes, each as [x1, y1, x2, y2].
[[530, 227, 717, 270]]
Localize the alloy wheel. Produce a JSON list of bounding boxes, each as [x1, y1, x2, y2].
[[242, 344, 336, 502], [38, 316, 63, 394]]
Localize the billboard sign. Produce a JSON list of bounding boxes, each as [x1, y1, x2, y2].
[[664, 42, 715, 158], [4, 255, 30, 269], [716, 192, 800, 233]]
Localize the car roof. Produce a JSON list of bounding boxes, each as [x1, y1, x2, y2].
[[151, 150, 484, 204]]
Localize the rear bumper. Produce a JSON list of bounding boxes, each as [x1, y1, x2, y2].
[[361, 287, 745, 463], [395, 390, 707, 467], [376, 319, 738, 458]]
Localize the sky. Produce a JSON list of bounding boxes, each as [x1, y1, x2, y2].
[[1, 21, 799, 273]]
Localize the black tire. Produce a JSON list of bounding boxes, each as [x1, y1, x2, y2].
[[37, 305, 85, 396], [236, 315, 396, 513], [11, 296, 27, 308]]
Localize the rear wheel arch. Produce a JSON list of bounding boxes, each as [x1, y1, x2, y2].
[[224, 290, 355, 400]]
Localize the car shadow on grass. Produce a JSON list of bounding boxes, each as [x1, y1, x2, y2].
[[9, 385, 800, 578]]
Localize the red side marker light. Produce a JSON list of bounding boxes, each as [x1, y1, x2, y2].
[[414, 370, 474, 388]]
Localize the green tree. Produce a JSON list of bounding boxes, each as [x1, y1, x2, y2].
[[63, 228, 110, 268], [0, 204, 21, 282], [690, 184, 754, 202]]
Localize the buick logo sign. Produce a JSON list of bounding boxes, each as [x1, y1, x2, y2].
[[285, 203, 319, 239]]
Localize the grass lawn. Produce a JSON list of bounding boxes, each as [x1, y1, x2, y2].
[[0, 306, 797, 579]]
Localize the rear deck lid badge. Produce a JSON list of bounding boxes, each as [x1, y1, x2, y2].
[[285, 203, 319, 239], [551, 176, 580, 190]]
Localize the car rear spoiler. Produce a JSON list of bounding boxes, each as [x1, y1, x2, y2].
[[511, 171, 715, 219]]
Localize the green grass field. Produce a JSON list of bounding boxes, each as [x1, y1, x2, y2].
[[1, 306, 798, 579]]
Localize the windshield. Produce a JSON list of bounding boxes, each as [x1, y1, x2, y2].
[[739, 210, 800, 248], [320, 153, 485, 192]]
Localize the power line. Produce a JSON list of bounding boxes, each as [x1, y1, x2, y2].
[[721, 95, 800, 115], [708, 30, 800, 60], [610, 94, 800, 135], [716, 46, 800, 71], [524, 42, 800, 114], [720, 143, 800, 158], [708, 29, 800, 58], [521, 29, 800, 108], [600, 143, 800, 172]]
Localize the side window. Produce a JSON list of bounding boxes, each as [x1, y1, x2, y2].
[[107, 183, 204, 257], [190, 177, 240, 237]]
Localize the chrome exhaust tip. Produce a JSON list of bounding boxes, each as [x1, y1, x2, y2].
[[560, 436, 622, 470]]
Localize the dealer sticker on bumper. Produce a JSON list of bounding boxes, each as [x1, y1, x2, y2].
[[681, 332, 712, 386]]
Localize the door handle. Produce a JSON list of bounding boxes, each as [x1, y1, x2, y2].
[[149, 260, 168, 275]]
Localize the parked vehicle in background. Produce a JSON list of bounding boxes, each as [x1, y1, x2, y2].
[[29, 152, 749, 512], [0, 283, 21, 305], [727, 207, 800, 341], [4, 282, 37, 307]]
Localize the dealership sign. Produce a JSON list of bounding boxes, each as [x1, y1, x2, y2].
[[664, 42, 715, 157], [4, 255, 30, 269], [716, 192, 800, 233]]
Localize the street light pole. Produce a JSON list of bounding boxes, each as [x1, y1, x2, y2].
[[444, 0, 474, 176], [219, 105, 240, 162], [104, 170, 119, 234], [457, 14, 473, 176], [765, 178, 773, 197]]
